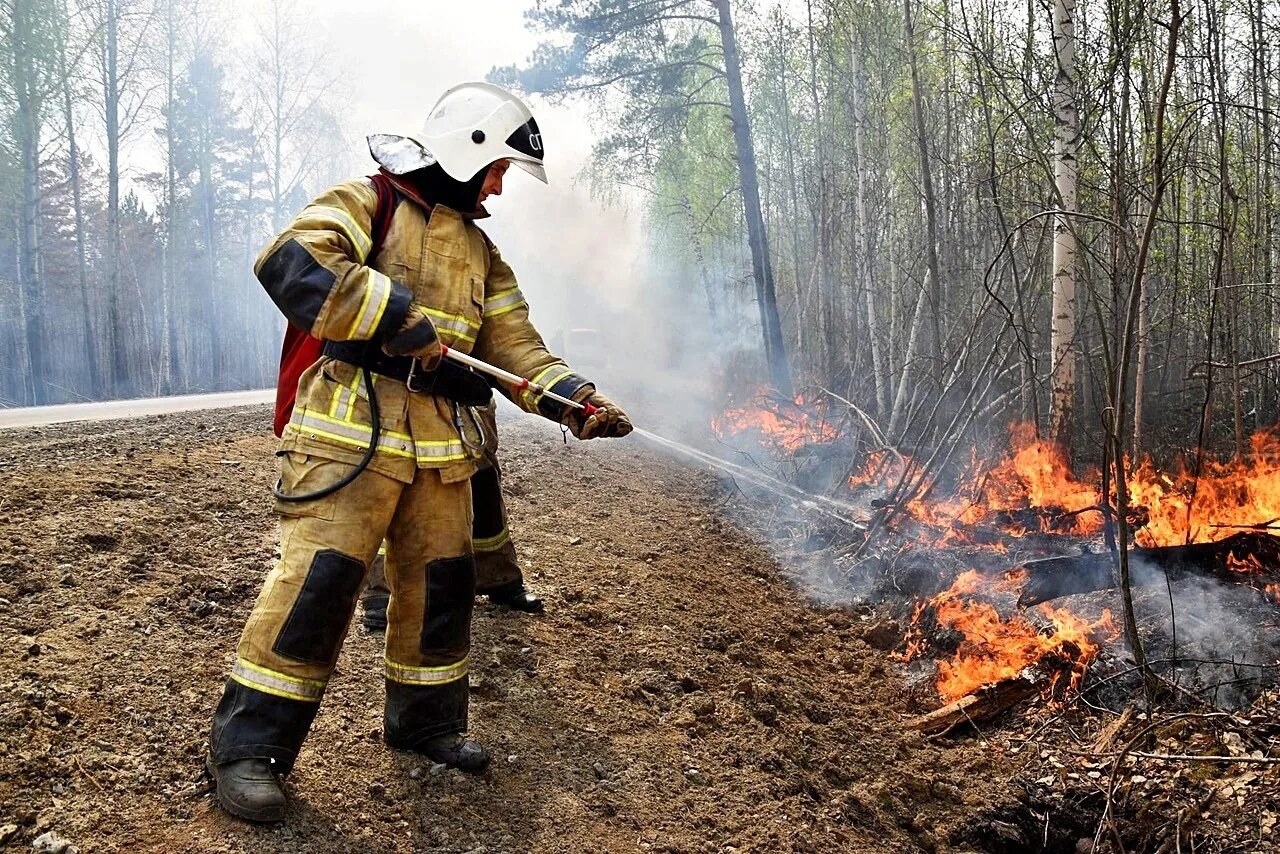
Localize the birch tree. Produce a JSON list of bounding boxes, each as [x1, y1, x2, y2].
[[1048, 0, 1080, 447]]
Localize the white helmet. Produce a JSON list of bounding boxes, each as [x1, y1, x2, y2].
[[368, 82, 547, 184]]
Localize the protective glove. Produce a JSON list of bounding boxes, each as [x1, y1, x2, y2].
[[382, 303, 442, 369], [565, 388, 633, 440]]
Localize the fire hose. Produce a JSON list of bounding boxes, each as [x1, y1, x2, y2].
[[272, 347, 597, 503], [275, 347, 863, 529], [445, 348, 865, 527], [437, 345, 599, 418]]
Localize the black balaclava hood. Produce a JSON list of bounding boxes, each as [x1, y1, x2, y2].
[[404, 162, 489, 213]]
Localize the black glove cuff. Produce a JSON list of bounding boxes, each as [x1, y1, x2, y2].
[[382, 311, 437, 357], [538, 373, 592, 421]]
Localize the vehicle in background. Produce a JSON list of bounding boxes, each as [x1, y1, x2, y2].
[[548, 328, 609, 376]]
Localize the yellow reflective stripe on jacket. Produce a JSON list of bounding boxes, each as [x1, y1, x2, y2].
[[385, 656, 469, 686], [347, 270, 393, 340], [298, 205, 372, 262], [289, 408, 470, 464], [473, 528, 511, 552], [327, 369, 363, 420], [519, 364, 567, 410], [231, 658, 326, 703], [290, 408, 416, 458], [482, 287, 526, 318], [423, 308, 481, 345], [523, 366, 575, 412], [413, 439, 469, 462]]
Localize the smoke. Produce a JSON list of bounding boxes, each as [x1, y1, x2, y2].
[[484, 157, 775, 446], [1123, 562, 1280, 708]]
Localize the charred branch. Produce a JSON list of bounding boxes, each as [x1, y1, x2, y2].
[[905, 668, 1045, 734], [1017, 532, 1280, 606]]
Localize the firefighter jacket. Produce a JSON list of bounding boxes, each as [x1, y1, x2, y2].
[[255, 179, 591, 484]]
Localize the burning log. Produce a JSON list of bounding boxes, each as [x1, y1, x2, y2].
[[905, 668, 1045, 734], [1017, 532, 1280, 607]]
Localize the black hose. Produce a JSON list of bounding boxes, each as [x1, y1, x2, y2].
[[273, 365, 380, 502]]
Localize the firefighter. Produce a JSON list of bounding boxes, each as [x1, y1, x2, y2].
[[207, 82, 632, 822], [361, 396, 541, 632]]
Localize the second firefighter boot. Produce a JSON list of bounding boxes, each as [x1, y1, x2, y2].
[[485, 579, 543, 612]]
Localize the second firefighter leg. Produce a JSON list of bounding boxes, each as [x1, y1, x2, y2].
[[473, 401, 540, 611], [361, 401, 532, 626]]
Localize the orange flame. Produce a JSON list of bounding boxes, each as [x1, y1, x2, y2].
[[850, 424, 1280, 549], [712, 389, 840, 453], [1129, 430, 1280, 546], [715, 401, 1279, 700], [922, 571, 1117, 701]]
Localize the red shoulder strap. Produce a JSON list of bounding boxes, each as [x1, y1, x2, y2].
[[368, 171, 399, 262]]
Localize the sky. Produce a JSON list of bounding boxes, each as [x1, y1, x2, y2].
[[225, 0, 651, 325]]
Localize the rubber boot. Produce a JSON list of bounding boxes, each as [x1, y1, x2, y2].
[[208, 757, 287, 822], [361, 587, 389, 631], [420, 734, 491, 771], [486, 580, 544, 613]]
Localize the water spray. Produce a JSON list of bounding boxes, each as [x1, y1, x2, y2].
[[443, 347, 868, 529]]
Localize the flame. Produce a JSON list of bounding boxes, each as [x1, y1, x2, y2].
[[922, 571, 1117, 701], [1128, 430, 1280, 546], [712, 388, 840, 453], [714, 400, 1280, 701], [886, 428, 1278, 699], [851, 424, 1280, 550], [1226, 552, 1266, 574]]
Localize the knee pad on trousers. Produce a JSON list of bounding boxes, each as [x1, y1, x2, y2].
[[273, 549, 365, 664], [421, 556, 476, 658]]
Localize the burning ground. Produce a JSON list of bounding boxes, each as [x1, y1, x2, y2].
[[713, 390, 1280, 700], [0, 403, 1277, 852], [711, 388, 1280, 850]]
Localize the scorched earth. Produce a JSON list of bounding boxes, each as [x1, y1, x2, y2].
[[0, 404, 1274, 853]]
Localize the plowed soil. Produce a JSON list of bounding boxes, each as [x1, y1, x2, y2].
[[0, 405, 1093, 852]]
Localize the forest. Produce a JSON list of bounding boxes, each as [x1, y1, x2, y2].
[[4, 0, 1279, 454], [0, 0, 352, 405], [501, 0, 1279, 466]]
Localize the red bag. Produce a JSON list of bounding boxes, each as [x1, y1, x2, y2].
[[272, 173, 399, 437]]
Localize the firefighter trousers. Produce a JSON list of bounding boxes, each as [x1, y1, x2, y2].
[[365, 402, 519, 597], [209, 453, 475, 774]]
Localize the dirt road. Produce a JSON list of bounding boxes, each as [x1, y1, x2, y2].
[[0, 405, 1028, 853], [0, 390, 275, 430]]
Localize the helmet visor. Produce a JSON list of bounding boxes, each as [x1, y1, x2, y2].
[[511, 158, 548, 184]]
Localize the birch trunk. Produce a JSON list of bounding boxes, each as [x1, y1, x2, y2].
[[103, 0, 124, 392], [850, 33, 885, 416], [903, 0, 943, 373], [159, 0, 177, 394], [1049, 0, 1080, 448], [55, 0, 98, 398], [13, 0, 46, 404]]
